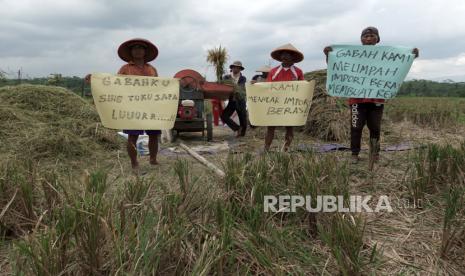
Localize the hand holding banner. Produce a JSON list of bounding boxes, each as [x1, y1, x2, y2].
[[326, 45, 415, 99], [246, 80, 315, 126], [91, 73, 179, 130]]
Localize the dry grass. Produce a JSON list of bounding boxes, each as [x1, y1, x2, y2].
[[0, 84, 121, 238], [0, 85, 120, 161], [384, 97, 465, 129], [1, 84, 465, 275], [304, 70, 350, 142], [206, 45, 228, 82]]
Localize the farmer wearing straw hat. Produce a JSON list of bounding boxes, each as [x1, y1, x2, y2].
[[264, 43, 305, 152], [324, 27, 419, 164], [221, 61, 248, 137], [251, 65, 271, 84], [85, 38, 161, 171]]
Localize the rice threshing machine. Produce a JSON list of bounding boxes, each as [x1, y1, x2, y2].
[[171, 69, 233, 141]]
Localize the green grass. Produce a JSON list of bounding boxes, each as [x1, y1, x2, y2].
[[6, 151, 384, 275], [2, 85, 465, 274], [3, 139, 465, 274], [440, 184, 465, 259], [407, 142, 465, 200], [318, 214, 379, 276], [406, 141, 465, 260]]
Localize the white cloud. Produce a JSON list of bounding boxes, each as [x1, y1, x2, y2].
[[409, 53, 465, 81], [0, 0, 464, 81]]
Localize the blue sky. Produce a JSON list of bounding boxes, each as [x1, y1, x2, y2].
[[1, 0, 465, 81]]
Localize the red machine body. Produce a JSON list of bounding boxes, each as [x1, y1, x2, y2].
[[177, 105, 197, 120], [170, 69, 234, 141], [173, 69, 234, 100]]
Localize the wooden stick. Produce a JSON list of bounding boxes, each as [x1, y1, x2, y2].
[[179, 143, 225, 178], [0, 189, 18, 221]]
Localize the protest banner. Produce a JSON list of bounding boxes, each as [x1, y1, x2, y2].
[[246, 80, 315, 126], [91, 73, 179, 129], [326, 45, 415, 99]]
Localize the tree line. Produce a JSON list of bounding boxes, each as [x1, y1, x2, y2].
[[1, 74, 465, 98], [0, 75, 89, 96], [398, 79, 465, 97]]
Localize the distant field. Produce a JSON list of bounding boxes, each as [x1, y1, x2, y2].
[[385, 96, 465, 127]]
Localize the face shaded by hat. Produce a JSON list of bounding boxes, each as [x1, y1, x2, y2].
[[361, 27, 380, 43], [118, 38, 158, 62], [229, 61, 245, 71], [256, 65, 271, 73], [270, 43, 304, 63]]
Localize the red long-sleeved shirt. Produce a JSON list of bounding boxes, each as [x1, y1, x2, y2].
[[266, 65, 304, 82]]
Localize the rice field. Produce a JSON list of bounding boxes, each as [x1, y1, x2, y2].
[[384, 97, 465, 128], [0, 85, 464, 275]]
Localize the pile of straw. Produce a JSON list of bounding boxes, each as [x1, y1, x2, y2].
[[0, 85, 119, 160], [304, 70, 350, 142], [0, 85, 120, 237]]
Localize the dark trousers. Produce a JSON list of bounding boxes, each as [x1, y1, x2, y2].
[[221, 99, 247, 135], [350, 103, 384, 155]]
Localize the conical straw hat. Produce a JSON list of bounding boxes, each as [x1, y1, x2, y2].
[[118, 38, 158, 62], [270, 43, 304, 63], [256, 65, 271, 73]]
